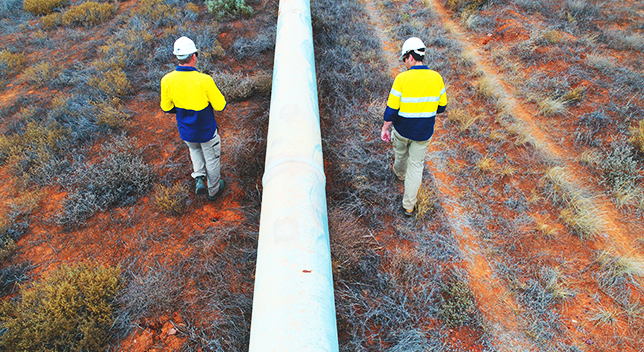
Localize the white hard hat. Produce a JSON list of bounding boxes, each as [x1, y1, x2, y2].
[[400, 37, 426, 60], [173, 36, 198, 60]]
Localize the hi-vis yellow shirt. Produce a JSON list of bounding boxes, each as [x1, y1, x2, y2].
[[161, 66, 227, 143], [384, 66, 447, 141]]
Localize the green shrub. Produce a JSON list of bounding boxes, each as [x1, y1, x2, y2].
[[23, 0, 68, 15], [0, 50, 26, 78], [0, 263, 121, 351], [206, 0, 253, 19], [438, 279, 477, 327], [154, 182, 189, 215], [61, 1, 117, 27]]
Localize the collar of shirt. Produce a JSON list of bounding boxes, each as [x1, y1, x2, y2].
[[175, 66, 199, 72], [408, 65, 429, 70]]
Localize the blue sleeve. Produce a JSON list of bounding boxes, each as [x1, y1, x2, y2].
[[383, 106, 399, 122]]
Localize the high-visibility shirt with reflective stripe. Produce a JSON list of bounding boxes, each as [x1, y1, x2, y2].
[[384, 65, 447, 141], [160, 66, 227, 143]]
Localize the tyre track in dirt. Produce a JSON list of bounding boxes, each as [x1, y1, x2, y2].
[[362, 1, 537, 350], [427, 1, 644, 272]]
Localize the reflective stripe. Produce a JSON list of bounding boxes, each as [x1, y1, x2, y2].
[[401, 96, 441, 103], [440, 87, 446, 96], [390, 88, 402, 98], [399, 111, 437, 118]]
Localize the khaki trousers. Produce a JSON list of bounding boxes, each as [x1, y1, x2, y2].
[[185, 130, 222, 197], [392, 128, 431, 211]]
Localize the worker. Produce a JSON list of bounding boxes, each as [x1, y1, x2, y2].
[[380, 37, 447, 217], [161, 36, 227, 201]]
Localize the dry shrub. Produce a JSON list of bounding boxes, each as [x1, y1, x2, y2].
[[23, 0, 68, 15], [95, 100, 128, 130], [630, 120, 644, 153], [562, 86, 584, 104], [41, 12, 62, 29], [154, 183, 189, 215], [89, 68, 131, 98], [0, 50, 26, 77], [213, 71, 271, 101], [415, 180, 439, 219], [60, 2, 117, 27], [0, 119, 70, 163], [0, 263, 121, 351], [134, 0, 178, 25], [20, 61, 59, 86], [201, 40, 227, 62]]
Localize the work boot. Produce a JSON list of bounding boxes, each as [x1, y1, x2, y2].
[[208, 179, 225, 201], [402, 206, 414, 217], [195, 176, 207, 195]]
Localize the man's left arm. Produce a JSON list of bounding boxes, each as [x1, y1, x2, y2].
[[437, 79, 447, 114]]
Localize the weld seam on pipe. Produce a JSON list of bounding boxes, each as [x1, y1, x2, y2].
[[262, 157, 326, 186]]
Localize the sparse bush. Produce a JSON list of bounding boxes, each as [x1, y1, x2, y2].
[[0, 50, 26, 78], [206, 0, 253, 19], [57, 137, 153, 228], [61, 2, 117, 27], [23, 0, 68, 15], [97, 21, 156, 69], [0, 263, 120, 351], [153, 182, 189, 215], [232, 33, 275, 59]]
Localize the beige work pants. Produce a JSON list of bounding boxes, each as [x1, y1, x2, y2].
[[392, 128, 431, 211], [185, 130, 222, 197]]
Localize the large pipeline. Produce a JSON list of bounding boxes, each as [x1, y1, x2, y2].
[[247, 0, 339, 351]]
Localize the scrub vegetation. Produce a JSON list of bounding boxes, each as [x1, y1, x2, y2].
[[1, 0, 643, 350]]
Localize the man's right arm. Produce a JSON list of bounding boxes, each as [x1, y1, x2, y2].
[[160, 76, 176, 113]]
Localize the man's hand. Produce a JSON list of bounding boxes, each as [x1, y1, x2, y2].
[[381, 121, 392, 143]]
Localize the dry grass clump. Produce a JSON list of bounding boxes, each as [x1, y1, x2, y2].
[[23, 0, 67, 15], [0, 263, 121, 351], [602, 29, 644, 51], [206, 0, 253, 19], [447, 107, 478, 133], [544, 167, 606, 239], [94, 100, 129, 130], [536, 97, 566, 116], [0, 50, 26, 78], [153, 183, 189, 215], [596, 250, 644, 289], [630, 120, 644, 153]]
